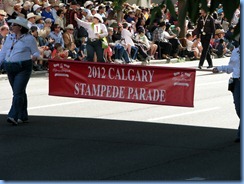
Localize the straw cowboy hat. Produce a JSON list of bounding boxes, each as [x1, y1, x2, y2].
[[35, 15, 43, 22], [8, 16, 29, 29], [65, 24, 74, 30], [0, 10, 7, 16], [84, 1, 93, 8], [27, 12, 36, 20], [93, 13, 103, 23]]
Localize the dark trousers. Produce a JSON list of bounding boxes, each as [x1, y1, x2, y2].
[[4, 60, 32, 121], [86, 39, 105, 62], [199, 34, 213, 67], [158, 41, 172, 55], [232, 79, 240, 138], [169, 38, 180, 55]]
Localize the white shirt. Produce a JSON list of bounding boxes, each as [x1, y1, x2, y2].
[[217, 46, 240, 78], [186, 39, 193, 51], [75, 18, 108, 39], [0, 33, 40, 65], [121, 28, 135, 47]]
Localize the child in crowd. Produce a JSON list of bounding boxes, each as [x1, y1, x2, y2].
[[67, 42, 82, 60], [79, 37, 88, 61], [51, 43, 68, 59], [104, 27, 114, 63], [185, 33, 202, 60]]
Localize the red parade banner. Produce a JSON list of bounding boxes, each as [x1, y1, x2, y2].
[[48, 59, 196, 107]]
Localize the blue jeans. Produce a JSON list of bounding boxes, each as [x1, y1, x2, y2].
[[4, 60, 33, 121], [232, 79, 240, 138], [114, 46, 130, 63], [131, 46, 138, 60]]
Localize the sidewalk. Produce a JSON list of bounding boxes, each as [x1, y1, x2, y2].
[[0, 57, 187, 80]]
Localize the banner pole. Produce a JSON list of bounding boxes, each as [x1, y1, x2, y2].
[[195, 69, 213, 72]]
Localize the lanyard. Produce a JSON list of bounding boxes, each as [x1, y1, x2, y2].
[[201, 14, 209, 29], [8, 34, 26, 60]]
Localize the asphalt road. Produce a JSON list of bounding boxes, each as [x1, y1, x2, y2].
[[0, 58, 241, 181]]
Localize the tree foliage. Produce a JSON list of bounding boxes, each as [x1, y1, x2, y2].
[[112, 0, 240, 37]]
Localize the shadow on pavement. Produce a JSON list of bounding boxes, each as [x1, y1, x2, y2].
[[0, 114, 240, 181]]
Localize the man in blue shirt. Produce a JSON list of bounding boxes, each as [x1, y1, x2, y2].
[[41, 2, 55, 23], [49, 23, 64, 48]]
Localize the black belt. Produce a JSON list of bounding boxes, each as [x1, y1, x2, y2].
[[233, 78, 240, 81]]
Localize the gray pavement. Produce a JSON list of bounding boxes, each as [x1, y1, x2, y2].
[[0, 58, 241, 181], [0, 115, 240, 180]]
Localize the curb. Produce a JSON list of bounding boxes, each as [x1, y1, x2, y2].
[[0, 58, 191, 80]]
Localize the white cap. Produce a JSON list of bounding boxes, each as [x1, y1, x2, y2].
[[93, 13, 103, 23], [33, 4, 42, 11]]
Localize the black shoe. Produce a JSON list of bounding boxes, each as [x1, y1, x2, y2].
[[198, 66, 202, 69], [207, 66, 213, 68], [7, 117, 18, 125]]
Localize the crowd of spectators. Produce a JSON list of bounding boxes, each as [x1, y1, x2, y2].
[[0, 0, 240, 71]]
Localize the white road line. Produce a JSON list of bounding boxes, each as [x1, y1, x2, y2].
[[147, 107, 220, 121], [0, 100, 89, 113]]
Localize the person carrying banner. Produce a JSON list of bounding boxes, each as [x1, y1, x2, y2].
[[0, 16, 40, 125], [212, 43, 240, 142], [74, 13, 108, 62]]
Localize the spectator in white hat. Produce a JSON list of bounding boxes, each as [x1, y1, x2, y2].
[[83, 1, 93, 17], [33, 4, 42, 16], [27, 12, 39, 30], [35, 15, 44, 29], [41, 2, 55, 23], [74, 13, 108, 62], [51, 3, 60, 21], [97, 4, 106, 18], [63, 24, 75, 48]]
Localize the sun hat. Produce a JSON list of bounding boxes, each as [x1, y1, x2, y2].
[[8, 16, 29, 29], [43, 2, 51, 8], [0, 10, 7, 16], [27, 12, 36, 19], [23, 1, 34, 7], [84, 1, 93, 8], [33, 4, 42, 11], [59, 3, 66, 8], [65, 24, 74, 30], [35, 15, 43, 22], [93, 13, 103, 23]]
